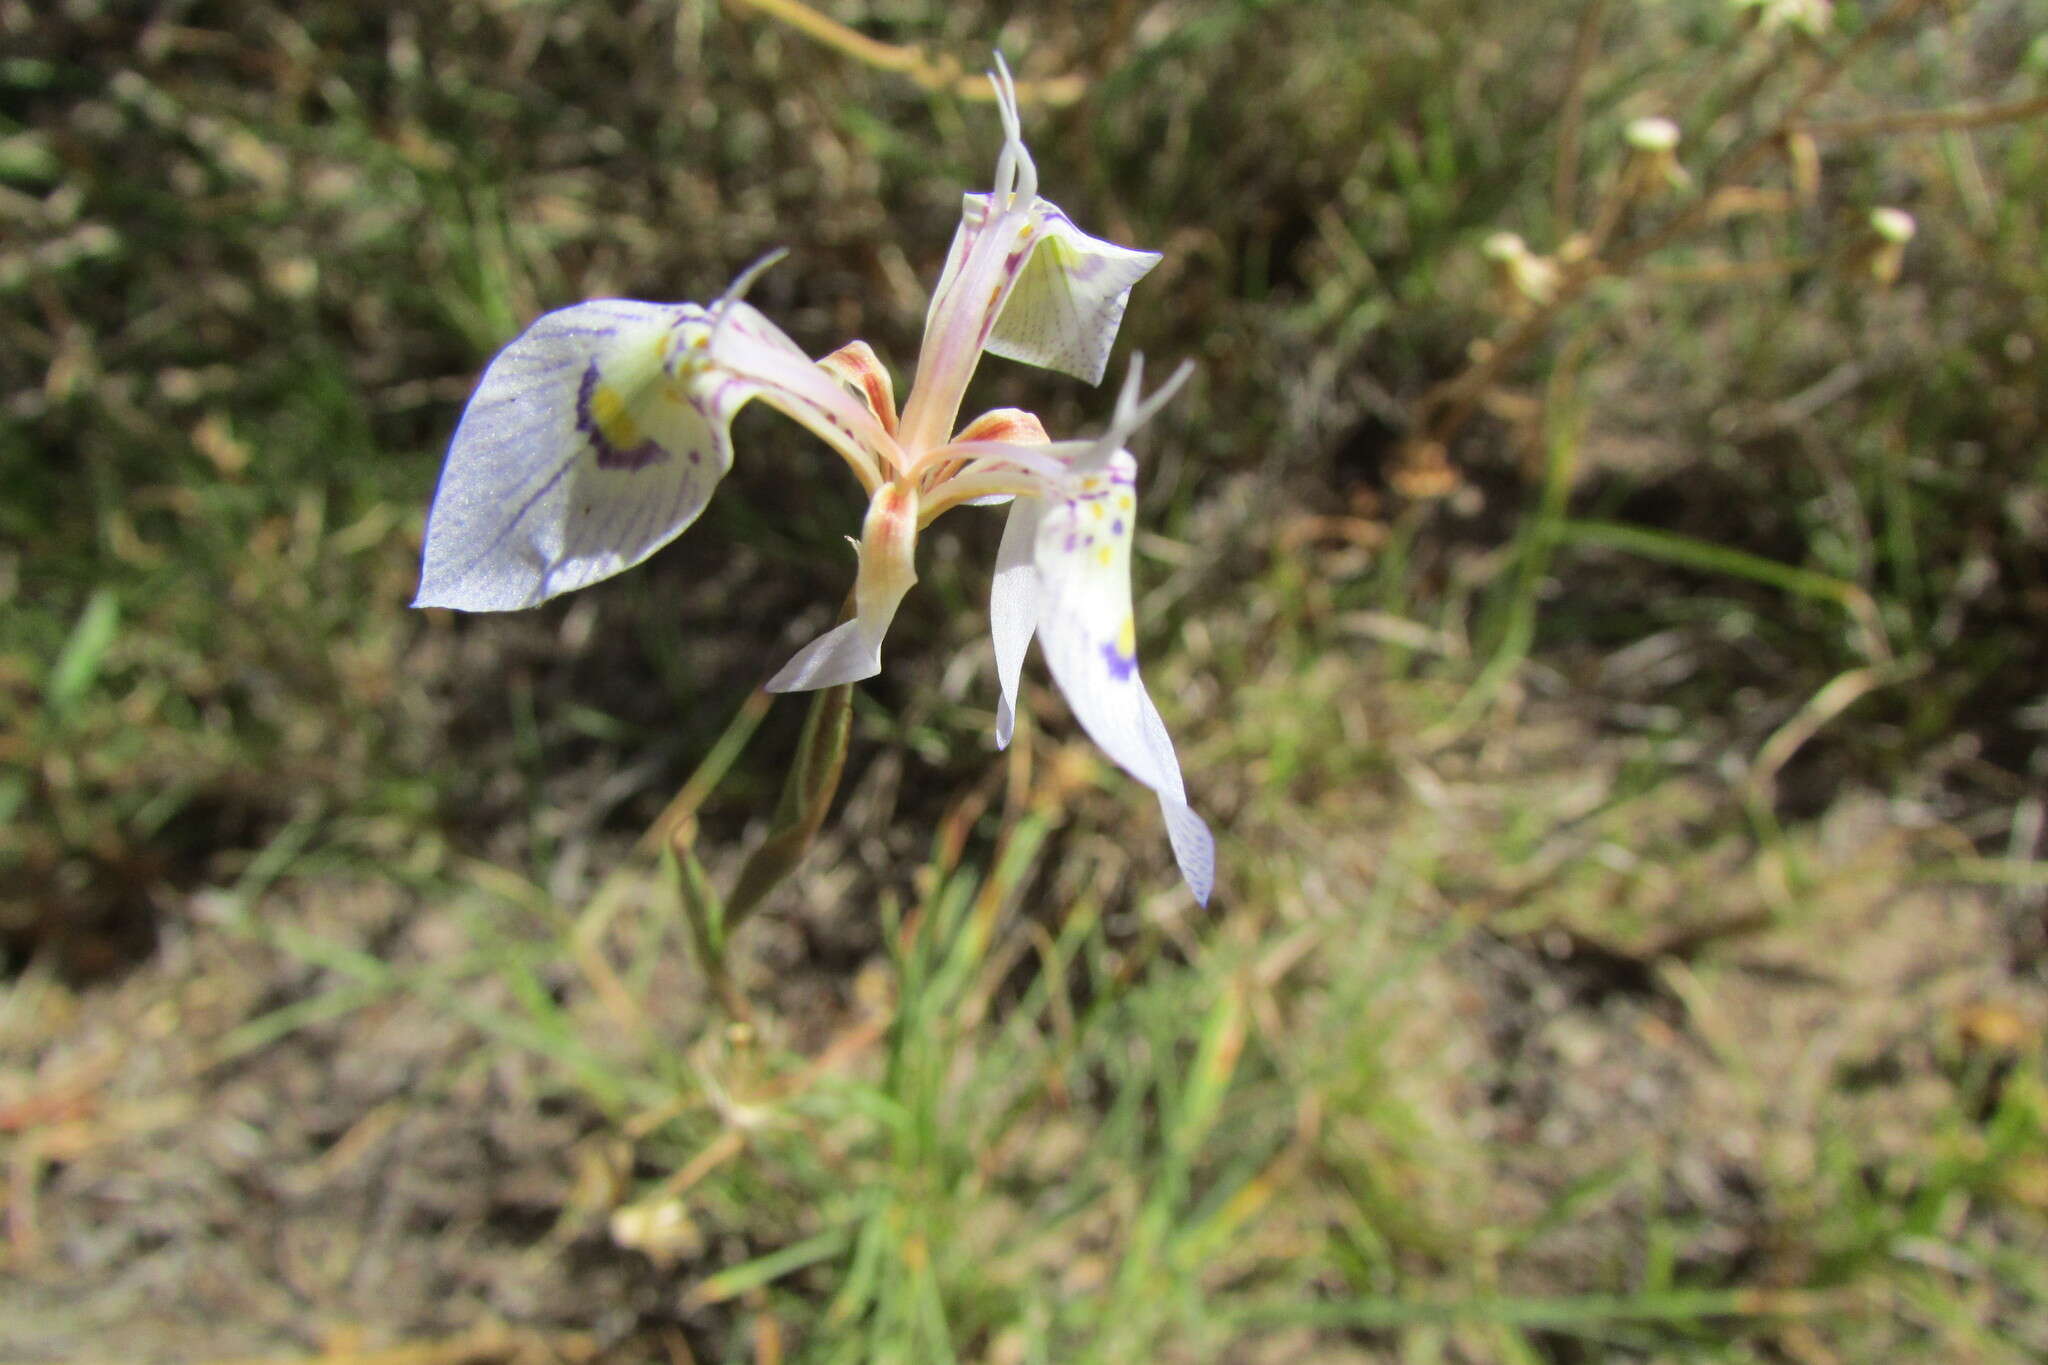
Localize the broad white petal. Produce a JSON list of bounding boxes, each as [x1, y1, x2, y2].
[[984, 202, 1161, 386], [989, 496, 1044, 749], [416, 300, 738, 611], [1031, 448, 1213, 903], [416, 294, 900, 613]]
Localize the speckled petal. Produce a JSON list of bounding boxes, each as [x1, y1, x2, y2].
[[1030, 445, 1213, 903]]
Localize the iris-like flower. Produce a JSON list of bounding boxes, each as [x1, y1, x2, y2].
[[414, 59, 1212, 902]]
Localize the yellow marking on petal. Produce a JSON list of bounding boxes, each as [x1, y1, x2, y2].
[[1090, 502, 1105, 521], [1116, 617, 1136, 655], [1115, 493, 1133, 512], [1082, 475, 1104, 492], [1096, 545, 1113, 568], [590, 382, 646, 450]]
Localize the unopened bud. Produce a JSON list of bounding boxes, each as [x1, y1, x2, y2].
[[1481, 231, 1561, 311], [1625, 117, 1679, 154], [1733, 0, 1833, 37], [1480, 231, 1527, 264], [1869, 206, 1916, 245], [1624, 117, 1687, 196], [1859, 206, 1916, 288], [609, 1199, 705, 1267]]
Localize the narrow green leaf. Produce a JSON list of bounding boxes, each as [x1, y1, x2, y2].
[[683, 1226, 854, 1308], [45, 588, 120, 718]]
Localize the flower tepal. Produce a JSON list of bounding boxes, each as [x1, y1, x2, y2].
[[413, 56, 1214, 903]]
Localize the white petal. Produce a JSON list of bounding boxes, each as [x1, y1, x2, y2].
[[416, 294, 899, 614], [766, 617, 882, 692], [415, 300, 735, 611], [709, 301, 898, 483], [901, 194, 1159, 449], [989, 496, 1044, 749], [1030, 447, 1213, 903], [767, 482, 920, 694], [984, 202, 1162, 386]]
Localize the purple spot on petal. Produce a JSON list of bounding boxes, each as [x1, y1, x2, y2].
[[576, 360, 669, 471], [1101, 639, 1137, 681], [1111, 518, 1124, 534]]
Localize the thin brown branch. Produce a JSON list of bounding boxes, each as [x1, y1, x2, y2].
[[1551, 0, 1612, 227], [1796, 91, 2048, 138], [1644, 254, 1818, 284]]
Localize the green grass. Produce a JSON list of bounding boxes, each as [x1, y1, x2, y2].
[[4, 0, 2048, 1360]]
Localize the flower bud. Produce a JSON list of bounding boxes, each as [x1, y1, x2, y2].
[[1733, 0, 1833, 37], [1859, 206, 1916, 288], [1624, 117, 1687, 196], [1869, 206, 1916, 246], [1482, 231, 1562, 311]]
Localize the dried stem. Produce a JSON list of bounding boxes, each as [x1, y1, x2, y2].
[[1796, 91, 2048, 139], [1413, 0, 1933, 448], [723, 0, 1086, 105], [1551, 0, 1612, 229], [1645, 254, 1819, 285]]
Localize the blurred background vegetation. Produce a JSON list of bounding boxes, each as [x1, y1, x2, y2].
[[4, 0, 2047, 1360]]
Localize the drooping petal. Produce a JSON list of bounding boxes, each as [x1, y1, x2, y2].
[[989, 494, 1043, 748], [895, 58, 1160, 451], [767, 482, 920, 693], [980, 202, 1161, 386], [415, 292, 899, 613], [1030, 445, 1213, 904], [765, 615, 882, 692], [415, 300, 736, 611], [906, 194, 1160, 443]]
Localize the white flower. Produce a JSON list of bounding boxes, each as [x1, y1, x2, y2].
[[414, 57, 1213, 902]]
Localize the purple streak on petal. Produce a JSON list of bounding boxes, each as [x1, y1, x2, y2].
[[443, 455, 577, 584]]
